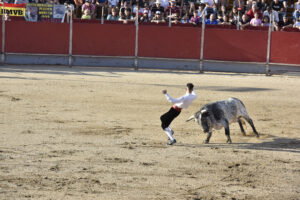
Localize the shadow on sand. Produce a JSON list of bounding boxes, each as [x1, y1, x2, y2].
[[176, 137, 300, 153]]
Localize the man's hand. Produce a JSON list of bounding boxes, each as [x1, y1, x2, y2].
[[162, 90, 167, 94]]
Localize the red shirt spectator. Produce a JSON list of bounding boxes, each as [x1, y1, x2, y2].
[[247, 4, 262, 19]]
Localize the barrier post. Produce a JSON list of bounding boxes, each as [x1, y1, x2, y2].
[[168, 9, 171, 27], [134, 9, 139, 70], [1, 3, 5, 65], [101, 6, 104, 24], [265, 13, 272, 76], [199, 12, 206, 73], [68, 6, 73, 67]]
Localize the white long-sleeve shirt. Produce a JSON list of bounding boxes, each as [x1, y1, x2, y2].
[[165, 91, 197, 109]]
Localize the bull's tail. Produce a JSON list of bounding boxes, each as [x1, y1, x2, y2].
[[186, 115, 195, 122]]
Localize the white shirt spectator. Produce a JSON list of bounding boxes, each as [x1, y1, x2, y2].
[[108, 0, 118, 7], [263, 10, 279, 22], [165, 91, 197, 109]]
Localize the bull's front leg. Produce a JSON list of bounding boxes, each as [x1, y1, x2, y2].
[[224, 121, 232, 144], [203, 131, 212, 144]]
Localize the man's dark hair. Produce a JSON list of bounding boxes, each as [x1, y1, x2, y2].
[[187, 83, 194, 91]]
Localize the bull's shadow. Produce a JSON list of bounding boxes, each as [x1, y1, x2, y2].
[[177, 137, 300, 153], [238, 137, 300, 153]]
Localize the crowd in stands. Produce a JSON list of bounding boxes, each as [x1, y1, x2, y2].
[[3, 0, 300, 30]]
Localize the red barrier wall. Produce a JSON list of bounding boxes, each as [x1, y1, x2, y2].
[[72, 23, 135, 56], [270, 32, 300, 65], [203, 29, 268, 62], [138, 25, 201, 59], [6, 21, 69, 54]]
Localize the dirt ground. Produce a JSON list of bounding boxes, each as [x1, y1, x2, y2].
[[0, 65, 299, 200]]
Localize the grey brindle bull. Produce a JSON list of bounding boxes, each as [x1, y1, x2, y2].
[[186, 97, 259, 144]]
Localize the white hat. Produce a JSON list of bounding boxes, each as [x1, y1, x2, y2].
[[155, 0, 161, 3]]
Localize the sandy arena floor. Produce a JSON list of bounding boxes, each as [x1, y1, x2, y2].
[[0, 65, 299, 200]]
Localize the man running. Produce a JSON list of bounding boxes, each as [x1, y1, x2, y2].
[[160, 83, 197, 145]]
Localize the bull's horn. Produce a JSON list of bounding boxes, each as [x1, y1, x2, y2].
[[186, 115, 195, 122], [201, 109, 207, 114]]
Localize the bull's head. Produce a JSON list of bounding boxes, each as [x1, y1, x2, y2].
[[200, 110, 211, 133]]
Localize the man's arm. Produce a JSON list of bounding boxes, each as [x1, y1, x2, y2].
[[162, 90, 185, 103]]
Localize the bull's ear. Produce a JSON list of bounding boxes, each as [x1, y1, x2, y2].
[[201, 109, 210, 117]]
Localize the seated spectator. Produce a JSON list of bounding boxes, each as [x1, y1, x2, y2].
[[233, 0, 245, 13], [197, 4, 207, 22], [247, 3, 262, 20], [119, 7, 134, 23], [229, 6, 242, 24], [74, 0, 84, 18], [218, 0, 229, 9], [263, 6, 279, 24], [140, 9, 151, 22], [151, 0, 165, 16], [250, 12, 262, 26], [190, 10, 200, 25], [293, 0, 300, 22], [181, 14, 189, 23], [276, 15, 293, 30], [171, 12, 181, 24], [95, 0, 109, 19], [271, 0, 285, 20], [165, 0, 180, 22], [108, 0, 118, 7], [293, 16, 300, 29], [239, 14, 250, 29], [82, 0, 96, 18], [81, 9, 92, 19], [256, 0, 268, 13], [181, 4, 190, 19], [151, 10, 166, 23], [220, 14, 231, 25], [120, 1, 132, 16], [107, 7, 119, 20], [261, 15, 270, 26], [205, 13, 218, 24]]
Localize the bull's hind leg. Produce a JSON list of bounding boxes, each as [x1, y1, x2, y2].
[[238, 117, 246, 136], [244, 117, 259, 137], [203, 131, 212, 144]]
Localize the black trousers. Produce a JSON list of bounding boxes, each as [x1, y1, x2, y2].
[[160, 107, 181, 130]]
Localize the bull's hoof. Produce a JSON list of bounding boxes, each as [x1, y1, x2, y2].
[[255, 133, 259, 138], [227, 139, 232, 144], [203, 140, 209, 144]]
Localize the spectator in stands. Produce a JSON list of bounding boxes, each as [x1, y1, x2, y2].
[[239, 13, 250, 29], [271, 0, 286, 20], [293, 16, 300, 29], [190, 10, 200, 25], [171, 11, 181, 24], [74, 0, 84, 18], [181, 14, 189, 23], [107, 7, 119, 20], [261, 15, 270, 26], [263, 6, 279, 24], [151, 0, 165, 16], [81, 9, 92, 19], [140, 9, 151, 22], [220, 14, 231, 25], [276, 15, 293, 30], [120, 1, 132, 16], [119, 7, 134, 23], [256, 0, 268, 13], [293, 0, 300, 22], [165, 0, 180, 22], [180, 4, 190, 19], [233, 0, 245, 13], [108, 0, 118, 7], [247, 3, 262, 20], [218, 0, 228, 10], [197, 3, 207, 22], [82, 0, 96, 18], [205, 13, 219, 24], [250, 12, 262, 26], [95, 0, 108, 19], [229, 6, 242, 24], [151, 10, 166, 23]]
